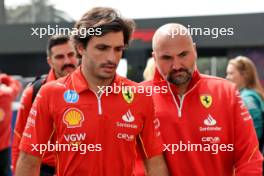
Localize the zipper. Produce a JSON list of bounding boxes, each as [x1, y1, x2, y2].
[[70, 73, 103, 115], [93, 91, 103, 115], [166, 80, 200, 118], [167, 83, 185, 117]]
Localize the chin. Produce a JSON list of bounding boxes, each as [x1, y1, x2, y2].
[[98, 73, 115, 80]]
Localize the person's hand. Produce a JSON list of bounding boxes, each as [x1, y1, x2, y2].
[[0, 84, 13, 94]]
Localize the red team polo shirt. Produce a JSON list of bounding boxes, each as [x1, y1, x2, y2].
[[142, 69, 263, 175], [0, 74, 21, 151], [12, 69, 56, 171], [20, 67, 163, 176]]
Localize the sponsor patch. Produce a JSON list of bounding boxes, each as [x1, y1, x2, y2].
[[200, 94, 212, 108], [122, 90, 134, 104], [64, 90, 79, 103], [63, 108, 84, 128]]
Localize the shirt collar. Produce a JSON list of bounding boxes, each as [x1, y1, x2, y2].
[[71, 66, 122, 94], [46, 69, 57, 82]]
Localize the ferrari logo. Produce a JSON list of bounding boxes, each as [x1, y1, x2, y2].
[[122, 90, 134, 104], [200, 95, 212, 108]]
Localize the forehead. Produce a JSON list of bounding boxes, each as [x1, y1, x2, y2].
[[227, 64, 238, 72], [51, 42, 74, 54], [88, 31, 124, 46], [155, 34, 193, 54]]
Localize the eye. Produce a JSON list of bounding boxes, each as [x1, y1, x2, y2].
[[54, 54, 65, 60], [115, 47, 125, 52], [178, 51, 188, 58], [161, 55, 172, 60], [96, 45, 109, 51], [67, 52, 75, 58]]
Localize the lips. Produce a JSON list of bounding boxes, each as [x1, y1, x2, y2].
[[102, 64, 116, 69]]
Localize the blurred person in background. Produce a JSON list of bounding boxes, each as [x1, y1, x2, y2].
[[143, 57, 155, 81], [226, 56, 264, 150], [12, 34, 78, 175], [0, 73, 21, 176]]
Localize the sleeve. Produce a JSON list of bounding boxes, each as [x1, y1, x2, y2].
[[12, 86, 33, 171], [138, 95, 164, 159], [233, 89, 263, 175], [19, 84, 55, 157], [241, 94, 263, 140]]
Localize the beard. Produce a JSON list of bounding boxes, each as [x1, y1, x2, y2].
[[167, 68, 192, 86]]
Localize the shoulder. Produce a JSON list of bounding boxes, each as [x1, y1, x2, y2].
[[199, 74, 236, 90], [20, 84, 34, 102], [240, 89, 263, 106], [38, 75, 70, 95], [118, 76, 137, 86], [240, 89, 258, 97], [139, 80, 153, 86]]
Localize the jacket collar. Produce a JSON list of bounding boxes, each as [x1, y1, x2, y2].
[[71, 66, 122, 94], [46, 69, 57, 82]]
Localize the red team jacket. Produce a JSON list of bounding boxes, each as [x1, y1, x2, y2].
[[142, 69, 263, 175], [0, 74, 21, 151], [20, 67, 163, 176], [12, 70, 56, 170]]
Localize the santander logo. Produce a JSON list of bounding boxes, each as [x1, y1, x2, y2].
[[204, 114, 217, 126], [122, 110, 135, 123]]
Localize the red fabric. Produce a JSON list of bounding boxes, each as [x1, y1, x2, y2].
[[140, 69, 263, 175], [20, 67, 163, 176], [0, 74, 21, 151], [12, 69, 56, 171]]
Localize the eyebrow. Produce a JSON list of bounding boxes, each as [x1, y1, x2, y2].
[[54, 54, 64, 58], [177, 51, 189, 57]]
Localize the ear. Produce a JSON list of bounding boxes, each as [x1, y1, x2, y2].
[[47, 57, 52, 67], [76, 44, 85, 57], [193, 43, 198, 59], [152, 52, 157, 62]]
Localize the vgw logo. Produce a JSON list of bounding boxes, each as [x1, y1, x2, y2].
[[64, 133, 86, 142]]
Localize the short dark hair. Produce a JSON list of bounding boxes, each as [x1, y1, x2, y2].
[[72, 7, 135, 58], [46, 35, 70, 56]]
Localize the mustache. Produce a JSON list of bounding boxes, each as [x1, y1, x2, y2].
[[100, 61, 117, 68], [61, 64, 76, 71], [170, 68, 189, 74]]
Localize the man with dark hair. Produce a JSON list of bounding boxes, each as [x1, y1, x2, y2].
[[12, 35, 78, 175], [15, 7, 168, 176], [46, 35, 78, 78]]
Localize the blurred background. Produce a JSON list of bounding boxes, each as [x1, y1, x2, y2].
[[1, 0, 264, 83]]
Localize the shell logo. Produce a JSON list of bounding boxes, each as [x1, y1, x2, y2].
[[63, 108, 84, 128]]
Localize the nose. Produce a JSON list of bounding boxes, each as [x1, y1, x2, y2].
[[64, 55, 72, 64], [171, 57, 182, 70], [106, 49, 116, 63]]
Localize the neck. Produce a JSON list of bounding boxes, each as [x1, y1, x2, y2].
[[176, 83, 189, 96], [81, 67, 114, 93]]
